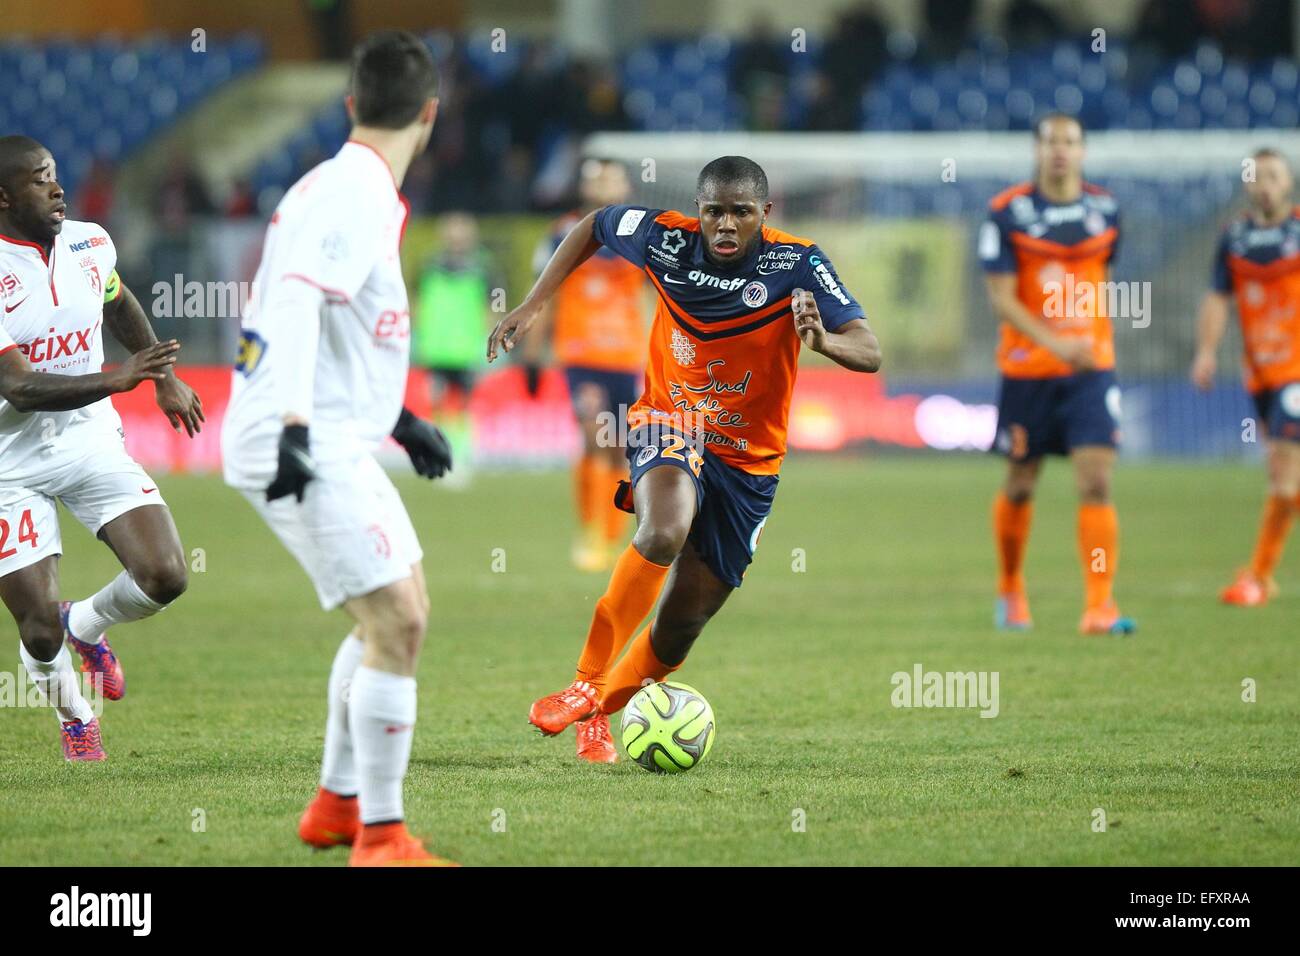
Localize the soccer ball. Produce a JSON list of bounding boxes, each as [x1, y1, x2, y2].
[[620, 681, 716, 773]]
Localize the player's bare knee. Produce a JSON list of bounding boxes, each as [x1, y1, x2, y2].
[[135, 557, 188, 605], [633, 522, 689, 565], [1078, 478, 1110, 504], [18, 609, 63, 661]]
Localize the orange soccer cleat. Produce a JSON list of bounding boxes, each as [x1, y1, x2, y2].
[[575, 713, 619, 763], [994, 592, 1033, 631], [1079, 600, 1137, 636], [528, 679, 600, 736], [1220, 569, 1278, 607], [347, 822, 458, 867], [298, 787, 359, 849]]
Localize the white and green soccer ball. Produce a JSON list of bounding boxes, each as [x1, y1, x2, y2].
[[620, 681, 715, 773]]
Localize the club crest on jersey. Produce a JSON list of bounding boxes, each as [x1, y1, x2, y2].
[[79, 257, 102, 297], [742, 281, 768, 308], [670, 326, 696, 366], [660, 229, 686, 255]]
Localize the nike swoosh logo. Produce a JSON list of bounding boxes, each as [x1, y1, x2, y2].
[[4, 296, 29, 313], [662, 275, 685, 284], [141, 487, 158, 494]]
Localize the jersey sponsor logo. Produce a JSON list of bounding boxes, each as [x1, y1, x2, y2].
[[668, 360, 752, 429], [1041, 204, 1085, 226], [660, 229, 687, 255], [810, 256, 850, 306], [374, 309, 410, 339], [616, 209, 646, 236], [1084, 210, 1107, 236], [741, 280, 768, 308], [67, 236, 108, 252], [0, 272, 24, 298], [757, 245, 801, 274], [670, 326, 696, 366], [978, 222, 1001, 261], [17, 322, 99, 365], [687, 270, 745, 291]]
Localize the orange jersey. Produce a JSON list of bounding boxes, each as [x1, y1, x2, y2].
[[535, 212, 647, 372], [979, 181, 1121, 379], [1212, 206, 1300, 393], [591, 205, 866, 475]]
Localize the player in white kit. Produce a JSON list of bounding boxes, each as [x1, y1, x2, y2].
[[0, 135, 205, 762], [221, 32, 455, 867]]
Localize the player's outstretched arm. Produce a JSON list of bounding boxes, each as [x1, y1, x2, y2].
[[487, 210, 603, 362], [103, 282, 205, 436], [0, 340, 179, 412], [984, 273, 1094, 371], [792, 290, 882, 373], [1191, 291, 1231, 390]]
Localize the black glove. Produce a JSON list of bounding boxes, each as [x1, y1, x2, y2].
[[523, 362, 542, 398], [392, 407, 453, 479], [266, 424, 315, 503]]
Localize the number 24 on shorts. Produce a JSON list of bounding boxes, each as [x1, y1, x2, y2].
[[0, 509, 39, 560]]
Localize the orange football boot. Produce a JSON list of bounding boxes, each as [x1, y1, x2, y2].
[[347, 822, 458, 867], [576, 713, 619, 763], [1220, 569, 1278, 607], [298, 786, 359, 848], [528, 679, 599, 736], [1079, 600, 1137, 636], [994, 592, 1033, 631]]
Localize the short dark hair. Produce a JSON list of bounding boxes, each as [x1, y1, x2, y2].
[[349, 31, 438, 129], [1033, 112, 1085, 140], [0, 135, 46, 192], [696, 155, 769, 202]]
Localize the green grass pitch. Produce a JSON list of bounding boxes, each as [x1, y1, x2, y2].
[[1, 456, 1296, 866]]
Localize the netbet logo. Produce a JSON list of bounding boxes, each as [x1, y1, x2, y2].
[[68, 236, 108, 253], [688, 270, 745, 291]]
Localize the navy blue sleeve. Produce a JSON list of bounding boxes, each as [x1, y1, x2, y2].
[[1211, 230, 1232, 293], [800, 245, 865, 332], [978, 209, 1016, 273], [591, 205, 660, 269]]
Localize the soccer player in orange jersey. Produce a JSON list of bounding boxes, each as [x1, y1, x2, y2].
[[489, 156, 881, 762], [1191, 148, 1300, 606], [524, 159, 648, 572], [980, 113, 1135, 635]]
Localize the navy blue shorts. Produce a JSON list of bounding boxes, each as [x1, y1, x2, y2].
[[1252, 383, 1300, 442], [624, 426, 777, 589], [563, 366, 640, 421], [992, 370, 1121, 461]]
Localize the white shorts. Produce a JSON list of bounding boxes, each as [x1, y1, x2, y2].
[[239, 454, 422, 610], [0, 446, 166, 579]]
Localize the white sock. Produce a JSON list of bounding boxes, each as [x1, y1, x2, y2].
[[348, 665, 417, 825], [320, 632, 364, 796], [68, 571, 166, 642], [19, 642, 97, 724]]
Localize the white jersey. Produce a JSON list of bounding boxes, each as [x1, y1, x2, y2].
[[221, 141, 412, 488], [0, 220, 124, 484]]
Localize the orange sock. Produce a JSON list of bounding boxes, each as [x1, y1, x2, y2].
[[574, 455, 600, 528], [574, 544, 671, 692], [993, 492, 1033, 594], [599, 623, 680, 715], [1078, 503, 1119, 610], [1249, 495, 1295, 580]]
